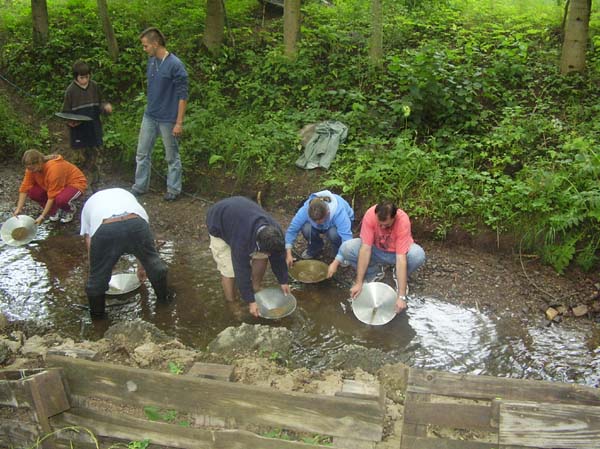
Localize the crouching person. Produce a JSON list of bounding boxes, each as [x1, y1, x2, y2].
[[80, 188, 168, 318]]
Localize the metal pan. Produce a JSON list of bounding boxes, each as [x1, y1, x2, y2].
[[1, 215, 38, 246], [255, 287, 297, 319], [288, 259, 329, 283], [55, 111, 93, 121], [105, 273, 141, 295], [352, 282, 397, 325]]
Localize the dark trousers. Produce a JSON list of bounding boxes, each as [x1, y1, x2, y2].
[[87, 218, 167, 303]]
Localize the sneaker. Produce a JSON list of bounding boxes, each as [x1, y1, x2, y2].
[[60, 205, 77, 223], [366, 266, 386, 282], [164, 192, 179, 201], [48, 210, 62, 222], [130, 188, 146, 197]]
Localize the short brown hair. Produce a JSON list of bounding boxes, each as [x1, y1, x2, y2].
[[308, 197, 331, 221], [139, 27, 166, 46], [375, 201, 397, 221], [72, 60, 90, 79]]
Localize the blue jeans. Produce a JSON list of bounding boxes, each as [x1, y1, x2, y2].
[[132, 114, 182, 195], [339, 238, 426, 280], [301, 222, 342, 256]]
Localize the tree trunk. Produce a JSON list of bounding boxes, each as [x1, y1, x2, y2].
[[31, 0, 49, 46], [97, 0, 119, 61], [284, 0, 301, 60], [560, 0, 590, 74], [369, 0, 383, 65], [202, 0, 225, 55]]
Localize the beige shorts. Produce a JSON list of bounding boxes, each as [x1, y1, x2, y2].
[[209, 235, 235, 278]]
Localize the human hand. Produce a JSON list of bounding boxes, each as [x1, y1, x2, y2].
[[13, 208, 21, 217], [327, 261, 339, 278], [172, 123, 183, 137], [395, 296, 408, 314], [104, 103, 113, 114], [67, 120, 81, 128], [34, 215, 45, 225], [249, 302, 259, 318], [280, 284, 291, 296], [285, 252, 294, 268], [350, 282, 362, 299]]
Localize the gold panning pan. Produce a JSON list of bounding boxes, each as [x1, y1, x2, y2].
[[289, 259, 328, 283], [255, 287, 297, 319], [1, 215, 38, 246]]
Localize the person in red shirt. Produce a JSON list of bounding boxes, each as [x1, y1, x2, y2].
[[328, 200, 425, 314], [13, 150, 87, 225]]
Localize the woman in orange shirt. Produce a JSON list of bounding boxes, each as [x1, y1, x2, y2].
[[13, 150, 87, 225]]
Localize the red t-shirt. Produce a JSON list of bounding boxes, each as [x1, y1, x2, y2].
[[359, 205, 414, 254]]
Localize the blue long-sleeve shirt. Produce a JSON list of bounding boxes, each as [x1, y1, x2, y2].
[[145, 53, 188, 123], [285, 190, 354, 251], [206, 196, 288, 303]]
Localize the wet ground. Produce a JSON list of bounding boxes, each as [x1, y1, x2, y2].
[[1, 158, 599, 386]]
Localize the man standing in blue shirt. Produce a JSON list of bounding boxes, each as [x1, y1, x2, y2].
[[131, 27, 188, 201]]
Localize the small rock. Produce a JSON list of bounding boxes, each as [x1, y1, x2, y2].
[[21, 335, 47, 358], [572, 305, 589, 317], [556, 305, 568, 315], [545, 307, 559, 321]]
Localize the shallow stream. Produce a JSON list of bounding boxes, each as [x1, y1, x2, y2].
[[1, 219, 599, 387]]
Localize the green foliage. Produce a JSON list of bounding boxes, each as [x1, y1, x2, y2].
[[143, 405, 189, 426], [2, 0, 600, 272], [167, 360, 184, 375], [127, 440, 150, 449]]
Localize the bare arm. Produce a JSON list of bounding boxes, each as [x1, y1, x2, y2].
[[14, 192, 28, 216], [395, 253, 408, 313], [350, 244, 372, 299]]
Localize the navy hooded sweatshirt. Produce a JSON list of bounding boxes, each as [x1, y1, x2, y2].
[[206, 196, 288, 302]]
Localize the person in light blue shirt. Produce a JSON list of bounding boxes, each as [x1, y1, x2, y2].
[[131, 27, 188, 202], [285, 190, 354, 267]]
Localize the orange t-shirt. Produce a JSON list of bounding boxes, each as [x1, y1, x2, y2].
[[19, 155, 87, 199], [359, 205, 414, 254]]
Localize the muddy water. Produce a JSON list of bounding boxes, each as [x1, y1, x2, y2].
[[1, 223, 599, 387]]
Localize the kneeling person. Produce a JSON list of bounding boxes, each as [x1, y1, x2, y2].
[[206, 196, 290, 317], [80, 188, 168, 318]]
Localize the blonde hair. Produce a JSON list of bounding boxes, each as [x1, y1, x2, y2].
[[21, 149, 59, 167]]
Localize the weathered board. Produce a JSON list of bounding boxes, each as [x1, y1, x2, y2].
[[499, 400, 600, 449], [52, 407, 337, 449], [47, 355, 383, 442], [401, 368, 600, 449], [408, 369, 600, 405], [403, 401, 495, 432]]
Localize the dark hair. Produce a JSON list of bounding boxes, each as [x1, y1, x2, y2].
[[139, 27, 166, 46], [257, 225, 284, 253], [72, 60, 91, 79], [308, 197, 331, 221], [375, 201, 397, 221]]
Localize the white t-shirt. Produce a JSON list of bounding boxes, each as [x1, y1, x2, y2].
[[80, 188, 150, 238]]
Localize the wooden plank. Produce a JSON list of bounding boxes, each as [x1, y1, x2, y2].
[[335, 379, 384, 407], [51, 407, 338, 449], [29, 369, 70, 418], [403, 401, 495, 432], [47, 355, 383, 442], [499, 400, 600, 449], [408, 368, 600, 406], [401, 391, 430, 440], [401, 435, 500, 449], [187, 362, 234, 382], [0, 419, 40, 448]]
